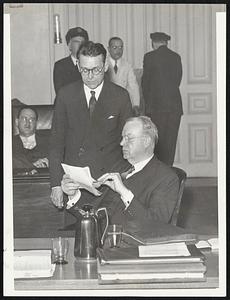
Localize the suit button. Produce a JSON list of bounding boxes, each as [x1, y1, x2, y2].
[[100, 167, 105, 172], [78, 147, 85, 156]]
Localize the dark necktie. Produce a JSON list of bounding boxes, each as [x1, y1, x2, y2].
[[89, 90, 97, 117], [114, 61, 118, 74], [121, 165, 135, 179]]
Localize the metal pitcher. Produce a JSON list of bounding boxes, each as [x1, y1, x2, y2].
[[74, 204, 108, 261]]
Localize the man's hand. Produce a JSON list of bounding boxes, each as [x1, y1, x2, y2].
[[94, 172, 129, 198], [33, 157, 49, 168], [50, 186, 63, 208], [61, 174, 80, 196]]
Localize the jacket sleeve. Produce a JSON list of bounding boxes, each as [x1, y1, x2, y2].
[[126, 66, 140, 107], [49, 92, 67, 187], [175, 55, 183, 86], [118, 89, 133, 131], [125, 172, 179, 223], [53, 62, 63, 95], [141, 54, 151, 102]]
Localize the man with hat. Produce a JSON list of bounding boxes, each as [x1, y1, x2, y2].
[[141, 32, 183, 166], [53, 27, 89, 94]]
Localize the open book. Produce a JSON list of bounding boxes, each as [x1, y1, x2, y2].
[[14, 250, 55, 278]]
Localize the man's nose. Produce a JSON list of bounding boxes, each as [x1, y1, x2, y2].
[[120, 138, 124, 146], [88, 70, 94, 79], [25, 119, 30, 126]]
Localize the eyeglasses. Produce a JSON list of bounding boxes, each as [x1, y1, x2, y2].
[[79, 65, 104, 76], [121, 135, 144, 144], [19, 116, 36, 124]]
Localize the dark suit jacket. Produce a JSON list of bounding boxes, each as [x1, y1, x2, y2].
[[49, 79, 133, 188], [53, 56, 82, 94], [12, 132, 49, 169], [141, 45, 183, 115], [98, 156, 179, 230]]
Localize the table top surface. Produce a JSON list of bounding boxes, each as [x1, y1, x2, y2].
[[14, 236, 219, 291]]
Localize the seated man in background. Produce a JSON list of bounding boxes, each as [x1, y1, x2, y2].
[[13, 106, 49, 173], [62, 116, 179, 231], [106, 37, 140, 112], [53, 26, 89, 95]]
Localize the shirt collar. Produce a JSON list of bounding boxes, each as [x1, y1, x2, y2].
[[71, 55, 78, 66], [109, 56, 120, 67], [20, 134, 36, 149], [132, 154, 154, 174], [83, 81, 104, 105]]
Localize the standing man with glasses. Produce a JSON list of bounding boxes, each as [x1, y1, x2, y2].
[[49, 41, 133, 218], [106, 37, 140, 112]]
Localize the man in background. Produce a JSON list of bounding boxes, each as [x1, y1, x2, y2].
[[62, 116, 179, 231], [13, 106, 49, 173], [141, 32, 183, 165], [53, 26, 89, 94], [50, 41, 132, 218], [106, 37, 140, 111]]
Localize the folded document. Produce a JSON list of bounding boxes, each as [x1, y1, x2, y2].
[[14, 250, 55, 278]]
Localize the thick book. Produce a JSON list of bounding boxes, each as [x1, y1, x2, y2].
[[97, 244, 205, 265], [98, 271, 206, 284], [97, 259, 207, 274]]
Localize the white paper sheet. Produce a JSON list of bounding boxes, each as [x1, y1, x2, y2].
[[61, 163, 99, 195], [14, 250, 56, 278], [138, 242, 191, 257]]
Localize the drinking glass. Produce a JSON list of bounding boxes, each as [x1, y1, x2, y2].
[[51, 237, 69, 264], [107, 224, 123, 248]]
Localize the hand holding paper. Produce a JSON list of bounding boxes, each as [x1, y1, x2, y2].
[[61, 164, 102, 196]]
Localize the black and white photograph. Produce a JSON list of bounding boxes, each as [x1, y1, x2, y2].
[[3, 3, 226, 297]]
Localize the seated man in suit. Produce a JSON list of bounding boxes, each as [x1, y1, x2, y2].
[[13, 106, 49, 173], [61, 116, 179, 231], [53, 26, 89, 95]]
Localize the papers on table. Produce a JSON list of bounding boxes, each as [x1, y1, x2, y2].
[[196, 238, 218, 251], [138, 242, 191, 257], [61, 164, 99, 195], [14, 250, 55, 278]]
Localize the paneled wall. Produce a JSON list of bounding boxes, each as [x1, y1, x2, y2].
[[5, 3, 226, 176]]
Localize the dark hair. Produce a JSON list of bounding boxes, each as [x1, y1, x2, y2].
[[108, 36, 123, 47], [17, 105, 38, 120], [77, 41, 107, 63], [65, 27, 89, 45]]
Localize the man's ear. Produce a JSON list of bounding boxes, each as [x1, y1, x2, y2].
[[143, 135, 151, 148], [15, 118, 19, 128]]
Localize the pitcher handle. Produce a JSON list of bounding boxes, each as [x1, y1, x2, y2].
[[96, 207, 109, 245]]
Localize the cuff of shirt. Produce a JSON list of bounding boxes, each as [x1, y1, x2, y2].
[[66, 190, 81, 209], [121, 189, 134, 209]]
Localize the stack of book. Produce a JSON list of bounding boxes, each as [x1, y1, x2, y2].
[[14, 250, 56, 279], [97, 242, 206, 284]]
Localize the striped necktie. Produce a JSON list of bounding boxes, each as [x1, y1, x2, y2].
[[121, 166, 135, 179]]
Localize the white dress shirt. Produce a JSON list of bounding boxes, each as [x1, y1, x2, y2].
[[106, 55, 140, 107], [83, 81, 104, 107], [20, 134, 36, 150], [66, 154, 154, 209]]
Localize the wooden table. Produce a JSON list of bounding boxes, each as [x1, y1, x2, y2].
[[14, 237, 219, 290]]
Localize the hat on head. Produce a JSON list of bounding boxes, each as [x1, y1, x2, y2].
[[65, 27, 89, 44], [150, 32, 171, 42]]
